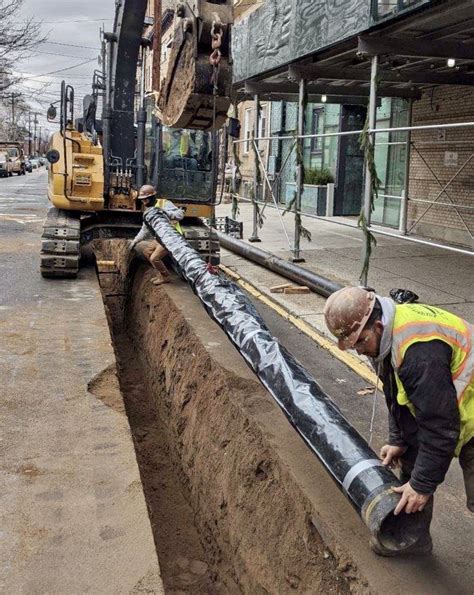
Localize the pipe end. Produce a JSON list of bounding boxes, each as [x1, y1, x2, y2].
[[363, 487, 431, 555]]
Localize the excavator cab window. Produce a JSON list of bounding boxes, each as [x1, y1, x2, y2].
[[162, 128, 212, 171], [158, 126, 215, 203]]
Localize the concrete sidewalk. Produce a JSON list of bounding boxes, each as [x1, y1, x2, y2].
[[217, 201, 474, 334]]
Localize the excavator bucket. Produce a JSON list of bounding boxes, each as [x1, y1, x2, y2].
[[157, 0, 233, 130]]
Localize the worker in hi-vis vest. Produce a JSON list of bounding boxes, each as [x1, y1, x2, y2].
[[324, 286, 474, 557], [129, 184, 184, 286]]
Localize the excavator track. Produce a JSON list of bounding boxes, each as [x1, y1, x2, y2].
[[182, 221, 220, 266], [40, 208, 81, 279]]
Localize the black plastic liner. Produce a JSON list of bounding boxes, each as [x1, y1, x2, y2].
[[144, 209, 429, 552]]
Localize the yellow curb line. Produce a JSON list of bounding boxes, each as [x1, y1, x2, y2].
[[219, 264, 378, 385]]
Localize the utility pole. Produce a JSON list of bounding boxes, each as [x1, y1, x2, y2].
[[38, 126, 42, 155], [33, 113, 38, 156], [10, 92, 21, 140], [28, 112, 32, 156]]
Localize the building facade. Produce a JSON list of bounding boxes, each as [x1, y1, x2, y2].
[[232, 0, 474, 248]]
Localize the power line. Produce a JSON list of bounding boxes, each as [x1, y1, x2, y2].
[[26, 49, 96, 60], [21, 58, 97, 81], [25, 74, 94, 80], [40, 40, 100, 50], [41, 18, 112, 23]]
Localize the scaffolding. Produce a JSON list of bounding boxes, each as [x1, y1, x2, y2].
[[231, 83, 474, 286]]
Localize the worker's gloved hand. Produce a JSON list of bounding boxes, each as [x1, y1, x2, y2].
[[392, 482, 431, 515], [380, 444, 407, 468]]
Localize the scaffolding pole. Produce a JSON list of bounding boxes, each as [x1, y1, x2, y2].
[[252, 138, 293, 250], [360, 54, 378, 286], [293, 78, 306, 262], [232, 121, 474, 146], [249, 93, 261, 242], [399, 98, 413, 235]]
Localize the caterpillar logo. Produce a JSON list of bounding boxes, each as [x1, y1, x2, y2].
[[74, 174, 92, 187]]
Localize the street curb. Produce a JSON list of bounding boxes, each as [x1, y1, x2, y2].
[[219, 264, 378, 385]]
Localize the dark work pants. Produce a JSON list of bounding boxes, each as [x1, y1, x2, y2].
[[402, 438, 474, 517], [459, 438, 474, 512], [399, 449, 434, 538]]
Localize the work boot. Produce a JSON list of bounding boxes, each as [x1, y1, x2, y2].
[[459, 439, 474, 512], [370, 533, 433, 557], [150, 275, 170, 286]]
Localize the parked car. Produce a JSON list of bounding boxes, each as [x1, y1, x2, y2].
[[30, 159, 40, 170], [0, 151, 13, 177], [0, 143, 26, 175], [39, 157, 46, 166], [25, 160, 33, 173]]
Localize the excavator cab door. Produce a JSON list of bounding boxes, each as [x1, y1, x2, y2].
[[157, 125, 217, 205]]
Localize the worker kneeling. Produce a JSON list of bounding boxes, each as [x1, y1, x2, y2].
[[129, 184, 184, 286], [324, 287, 474, 556]]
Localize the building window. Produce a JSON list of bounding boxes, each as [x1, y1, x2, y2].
[[258, 104, 268, 139], [310, 108, 323, 154], [373, 0, 422, 21], [243, 108, 252, 153]]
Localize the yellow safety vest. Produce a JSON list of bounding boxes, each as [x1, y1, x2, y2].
[[155, 198, 184, 235], [391, 304, 474, 455], [163, 132, 189, 157]]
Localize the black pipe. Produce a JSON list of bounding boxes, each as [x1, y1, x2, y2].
[[144, 208, 430, 554], [216, 231, 343, 298]]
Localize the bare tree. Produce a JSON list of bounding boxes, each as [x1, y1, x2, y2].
[[0, 0, 45, 91]]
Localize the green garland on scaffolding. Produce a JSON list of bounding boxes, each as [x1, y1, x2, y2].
[[294, 85, 312, 242], [283, 96, 313, 242], [358, 116, 381, 282], [283, 141, 297, 216], [250, 103, 265, 228], [230, 100, 242, 220]]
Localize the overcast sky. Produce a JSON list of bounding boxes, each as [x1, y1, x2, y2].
[[15, 0, 116, 136]]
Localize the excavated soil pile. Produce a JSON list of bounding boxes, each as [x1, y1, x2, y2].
[[93, 240, 355, 594]]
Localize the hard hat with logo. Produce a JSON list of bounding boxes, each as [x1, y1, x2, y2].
[[324, 287, 376, 350], [137, 184, 156, 200]]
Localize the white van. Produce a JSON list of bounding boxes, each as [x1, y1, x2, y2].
[[0, 151, 12, 178], [6, 147, 26, 175]]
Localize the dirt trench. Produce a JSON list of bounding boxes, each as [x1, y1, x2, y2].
[[92, 240, 356, 594]]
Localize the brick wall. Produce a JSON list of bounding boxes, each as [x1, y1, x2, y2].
[[408, 86, 474, 247]]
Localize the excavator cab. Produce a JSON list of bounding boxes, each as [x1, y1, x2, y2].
[[156, 126, 217, 213]]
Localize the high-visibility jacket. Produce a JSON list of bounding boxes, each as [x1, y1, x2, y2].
[[155, 198, 184, 235], [391, 304, 474, 455], [163, 131, 189, 157]]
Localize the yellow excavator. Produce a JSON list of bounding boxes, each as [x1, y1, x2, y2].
[[41, 0, 233, 278]]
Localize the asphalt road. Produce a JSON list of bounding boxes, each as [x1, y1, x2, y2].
[[0, 170, 162, 593]]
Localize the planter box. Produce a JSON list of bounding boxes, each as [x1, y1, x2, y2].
[[285, 183, 328, 216]]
